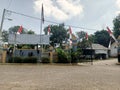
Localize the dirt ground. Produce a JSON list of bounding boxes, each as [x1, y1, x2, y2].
[[0, 59, 119, 90]]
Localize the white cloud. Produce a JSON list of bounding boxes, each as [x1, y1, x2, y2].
[[33, 0, 83, 21], [116, 0, 120, 8], [116, 0, 120, 14]]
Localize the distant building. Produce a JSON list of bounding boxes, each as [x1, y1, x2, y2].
[[109, 35, 120, 57], [83, 43, 109, 59]]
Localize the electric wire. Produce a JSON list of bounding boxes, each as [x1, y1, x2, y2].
[[6, 9, 100, 31]]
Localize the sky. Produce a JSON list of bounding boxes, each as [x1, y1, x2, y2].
[[0, 0, 120, 35]]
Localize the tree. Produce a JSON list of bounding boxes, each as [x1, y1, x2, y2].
[[94, 30, 110, 47], [76, 31, 90, 49], [76, 31, 86, 41], [27, 30, 35, 34], [2, 30, 9, 42], [8, 26, 27, 34], [44, 24, 68, 47], [7, 26, 35, 49], [113, 15, 120, 38]]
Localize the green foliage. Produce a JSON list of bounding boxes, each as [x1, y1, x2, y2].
[[113, 15, 120, 38], [94, 30, 110, 47], [21, 45, 35, 49], [8, 56, 37, 63], [23, 57, 37, 63], [21, 45, 31, 49], [77, 39, 90, 49], [8, 26, 27, 34], [27, 30, 35, 34], [76, 31, 86, 40], [44, 24, 68, 47], [71, 48, 82, 63], [76, 31, 91, 49], [41, 57, 50, 63], [2, 30, 8, 42], [56, 48, 70, 63]]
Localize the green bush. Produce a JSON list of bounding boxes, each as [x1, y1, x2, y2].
[[56, 48, 69, 63], [8, 56, 22, 63], [23, 57, 37, 63], [8, 56, 37, 63], [71, 52, 78, 63], [41, 57, 50, 63]]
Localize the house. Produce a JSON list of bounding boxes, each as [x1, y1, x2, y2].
[[83, 43, 109, 59], [109, 42, 118, 57], [109, 35, 120, 57]]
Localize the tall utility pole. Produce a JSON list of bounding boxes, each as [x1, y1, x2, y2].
[[0, 9, 6, 40]]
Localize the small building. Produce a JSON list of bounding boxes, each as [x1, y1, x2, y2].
[[109, 42, 118, 57], [109, 35, 120, 57], [83, 43, 109, 59]]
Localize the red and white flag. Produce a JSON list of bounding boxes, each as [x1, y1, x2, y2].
[[17, 26, 23, 34], [69, 26, 72, 38], [85, 32, 88, 40], [106, 26, 117, 43], [69, 26, 72, 45], [48, 25, 51, 35]]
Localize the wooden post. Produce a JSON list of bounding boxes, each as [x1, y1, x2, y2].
[[50, 52, 53, 63]]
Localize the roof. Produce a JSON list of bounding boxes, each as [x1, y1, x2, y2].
[[92, 44, 108, 50], [87, 44, 108, 50]]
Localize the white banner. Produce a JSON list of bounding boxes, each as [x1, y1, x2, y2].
[[8, 34, 50, 45]]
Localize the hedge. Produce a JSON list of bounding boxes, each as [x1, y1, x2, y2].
[[8, 56, 37, 63]]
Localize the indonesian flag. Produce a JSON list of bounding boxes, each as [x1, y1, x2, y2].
[[69, 26, 72, 38], [106, 26, 117, 43], [17, 26, 23, 34], [41, 4, 44, 24], [48, 25, 51, 35], [69, 26, 72, 45], [85, 32, 88, 40]]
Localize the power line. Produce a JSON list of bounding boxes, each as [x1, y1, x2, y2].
[[5, 9, 100, 31]]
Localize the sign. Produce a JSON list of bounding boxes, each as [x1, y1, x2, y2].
[[8, 34, 50, 45]]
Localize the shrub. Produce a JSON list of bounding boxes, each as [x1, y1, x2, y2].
[[41, 57, 50, 63], [23, 57, 37, 63], [8, 56, 22, 63], [56, 48, 69, 63], [8, 56, 37, 63]]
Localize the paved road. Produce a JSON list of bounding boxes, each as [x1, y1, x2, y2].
[[0, 59, 119, 90]]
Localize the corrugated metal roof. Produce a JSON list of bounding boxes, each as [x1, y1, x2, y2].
[[91, 44, 108, 50]]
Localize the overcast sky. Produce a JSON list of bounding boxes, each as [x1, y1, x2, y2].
[[0, 0, 120, 34]]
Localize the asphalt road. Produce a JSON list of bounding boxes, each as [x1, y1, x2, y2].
[[0, 59, 119, 90]]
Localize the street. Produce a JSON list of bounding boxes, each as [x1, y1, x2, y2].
[[0, 59, 119, 90]]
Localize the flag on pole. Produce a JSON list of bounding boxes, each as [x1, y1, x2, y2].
[[69, 26, 72, 38], [48, 25, 51, 35], [17, 26, 23, 34], [85, 32, 88, 40], [69, 26, 72, 45], [106, 26, 117, 43], [108, 40, 111, 49], [41, 4, 44, 24]]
